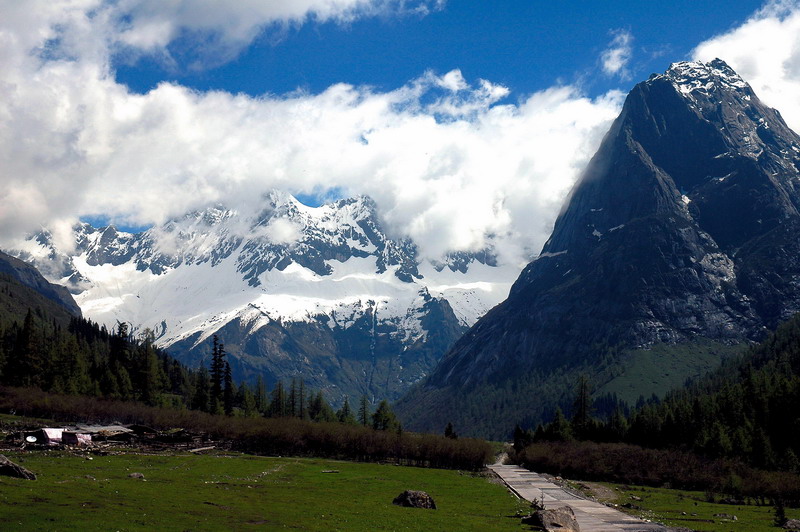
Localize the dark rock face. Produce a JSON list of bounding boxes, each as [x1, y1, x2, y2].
[[169, 290, 465, 404], [392, 490, 437, 509], [399, 59, 800, 436], [0, 251, 81, 317]]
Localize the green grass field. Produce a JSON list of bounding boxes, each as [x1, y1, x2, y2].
[[590, 482, 798, 531], [0, 451, 528, 531]]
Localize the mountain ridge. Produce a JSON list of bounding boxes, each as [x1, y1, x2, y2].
[[6, 192, 519, 404], [397, 59, 800, 437]]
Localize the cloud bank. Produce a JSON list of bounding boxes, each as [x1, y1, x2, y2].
[[0, 0, 625, 266], [693, 0, 800, 132]]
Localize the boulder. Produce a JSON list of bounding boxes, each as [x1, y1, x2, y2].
[[521, 505, 580, 532], [0, 455, 36, 480], [784, 518, 800, 531], [392, 490, 436, 510], [128, 472, 145, 479]]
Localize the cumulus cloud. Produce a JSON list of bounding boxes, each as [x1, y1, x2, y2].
[[600, 29, 633, 78], [0, 1, 623, 267], [693, 0, 800, 130]]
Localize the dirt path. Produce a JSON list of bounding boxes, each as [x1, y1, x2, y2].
[[490, 464, 667, 532]]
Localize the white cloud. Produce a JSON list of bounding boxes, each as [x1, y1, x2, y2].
[[259, 217, 303, 245], [600, 29, 633, 79], [693, 0, 800, 131], [0, 1, 622, 267]]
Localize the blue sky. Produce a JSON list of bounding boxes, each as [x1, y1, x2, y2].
[[3, 0, 800, 263], [115, 1, 763, 99]]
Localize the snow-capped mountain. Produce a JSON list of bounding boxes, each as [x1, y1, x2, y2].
[[398, 59, 800, 437], [10, 191, 518, 403]]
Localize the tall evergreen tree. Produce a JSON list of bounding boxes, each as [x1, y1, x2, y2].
[[337, 396, 357, 424], [223, 361, 235, 416], [571, 374, 593, 439], [209, 335, 225, 414], [372, 400, 400, 431], [358, 395, 370, 426], [254, 374, 268, 414]]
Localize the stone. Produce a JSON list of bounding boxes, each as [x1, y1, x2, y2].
[[521, 505, 580, 532], [0, 455, 36, 480], [784, 518, 800, 531], [392, 490, 436, 510], [128, 472, 145, 479]]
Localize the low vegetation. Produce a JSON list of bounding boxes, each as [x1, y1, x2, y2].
[[596, 483, 799, 532], [0, 451, 528, 531], [0, 387, 493, 470], [515, 440, 800, 503]]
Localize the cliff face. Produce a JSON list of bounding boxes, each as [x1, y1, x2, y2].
[[398, 60, 800, 437]]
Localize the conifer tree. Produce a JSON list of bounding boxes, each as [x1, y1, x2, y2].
[[571, 374, 593, 439], [337, 396, 357, 424], [254, 374, 268, 414], [268, 381, 287, 417], [209, 335, 225, 414], [192, 365, 211, 412], [371, 400, 400, 431], [223, 361, 234, 415], [358, 395, 370, 426], [289, 378, 298, 418]]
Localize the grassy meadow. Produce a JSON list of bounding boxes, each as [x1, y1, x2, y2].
[[577, 481, 799, 532], [0, 451, 529, 531]]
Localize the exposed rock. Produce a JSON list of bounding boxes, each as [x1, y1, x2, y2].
[[398, 59, 800, 438], [521, 505, 580, 532], [784, 518, 800, 531], [0, 455, 36, 480], [392, 490, 436, 509], [128, 472, 145, 479]]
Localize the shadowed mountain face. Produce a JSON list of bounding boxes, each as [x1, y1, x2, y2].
[[0, 251, 81, 317], [397, 59, 800, 438]]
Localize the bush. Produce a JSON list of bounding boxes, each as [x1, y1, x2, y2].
[[0, 386, 493, 470], [517, 440, 800, 504]]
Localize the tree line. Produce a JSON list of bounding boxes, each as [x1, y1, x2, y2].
[[0, 306, 405, 432], [517, 313, 800, 474], [509, 314, 800, 502]]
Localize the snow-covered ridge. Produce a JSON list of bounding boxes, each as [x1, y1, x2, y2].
[[657, 58, 749, 96], [7, 192, 519, 351]]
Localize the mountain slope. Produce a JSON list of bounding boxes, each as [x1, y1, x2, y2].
[[0, 251, 81, 318], [8, 192, 518, 404], [397, 59, 800, 438]]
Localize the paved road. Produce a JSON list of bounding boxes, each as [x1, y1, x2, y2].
[[490, 464, 667, 532]]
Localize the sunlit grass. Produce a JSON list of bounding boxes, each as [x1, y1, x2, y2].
[[0, 451, 529, 531]]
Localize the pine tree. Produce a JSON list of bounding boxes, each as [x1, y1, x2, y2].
[[268, 381, 287, 417], [209, 335, 225, 414], [444, 422, 457, 439], [192, 365, 211, 412], [223, 361, 234, 415], [254, 375, 268, 414], [298, 380, 308, 420], [289, 378, 299, 418], [337, 396, 357, 424], [571, 374, 592, 439], [371, 400, 400, 431], [358, 395, 370, 426]]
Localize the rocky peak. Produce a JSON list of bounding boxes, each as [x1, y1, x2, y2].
[[397, 60, 800, 437]]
